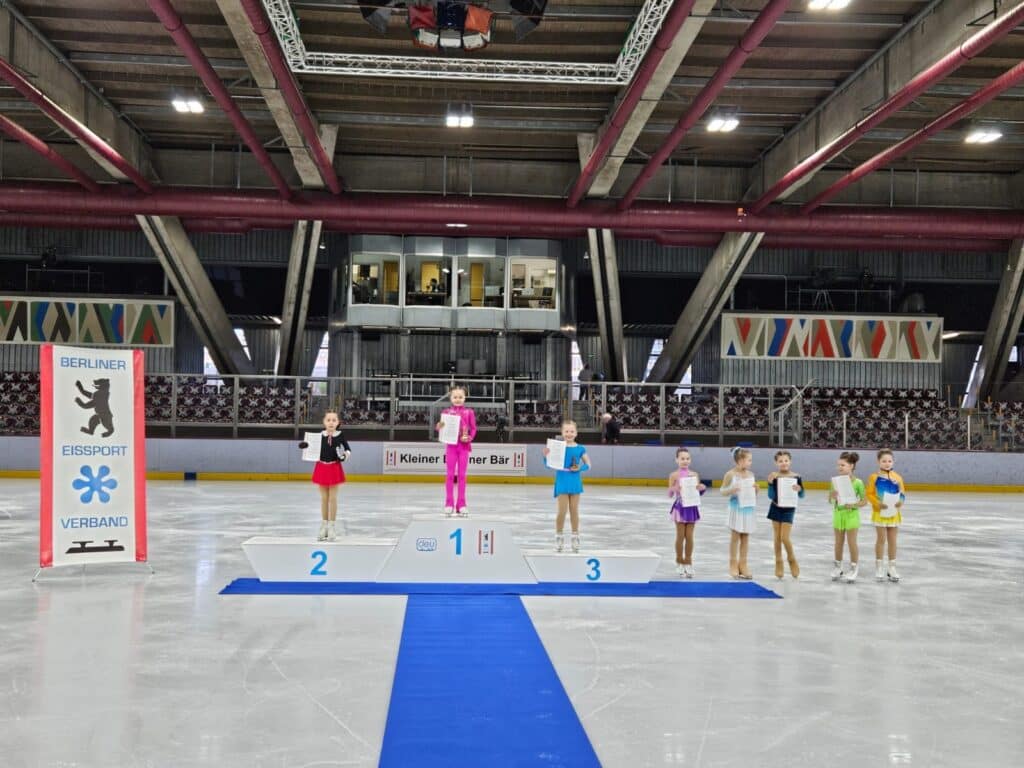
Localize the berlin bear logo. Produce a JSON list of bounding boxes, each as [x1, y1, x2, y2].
[[75, 379, 115, 438]]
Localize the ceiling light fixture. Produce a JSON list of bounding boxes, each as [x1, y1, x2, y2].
[[706, 109, 739, 133], [964, 124, 1003, 144], [808, 0, 851, 10], [172, 96, 204, 114], [445, 103, 474, 128], [446, 223, 469, 228]]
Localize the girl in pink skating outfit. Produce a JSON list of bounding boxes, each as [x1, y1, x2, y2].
[[435, 384, 477, 517]]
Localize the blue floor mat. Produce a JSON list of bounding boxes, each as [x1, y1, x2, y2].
[[220, 578, 781, 599], [379, 594, 601, 768]]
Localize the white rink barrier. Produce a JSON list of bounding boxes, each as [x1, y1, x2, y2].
[[240, 521, 662, 584], [241, 536, 397, 582], [523, 550, 660, 584], [376, 518, 537, 584]]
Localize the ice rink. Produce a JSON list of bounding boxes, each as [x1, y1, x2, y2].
[[1, 478, 1022, 767]]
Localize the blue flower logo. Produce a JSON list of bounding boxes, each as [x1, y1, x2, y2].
[[72, 465, 118, 504]]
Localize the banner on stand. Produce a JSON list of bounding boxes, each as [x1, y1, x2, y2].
[[383, 442, 527, 476], [39, 344, 147, 568]]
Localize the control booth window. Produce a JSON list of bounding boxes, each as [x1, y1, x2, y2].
[[510, 257, 556, 309], [351, 253, 399, 305], [458, 255, 506, 308], [405, 253, 452, 306]]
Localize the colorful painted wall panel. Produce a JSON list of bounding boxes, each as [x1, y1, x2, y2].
[[721, 313, 942, 363], [1, 296, 174, 347]]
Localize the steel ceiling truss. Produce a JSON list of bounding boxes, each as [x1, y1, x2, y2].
[[260, 0, 674, 84]]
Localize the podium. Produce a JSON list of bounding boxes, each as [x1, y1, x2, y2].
[[376, 519, 535, 583], [240, 517, 661, 585], [241, 536, 397, 582], [523, 550, 659, 584]]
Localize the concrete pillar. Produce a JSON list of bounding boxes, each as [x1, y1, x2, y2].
[[648, 231, 764, 385], [586, 228, 627, 381], [966, 239, 1024, 405], [277, 220, 323, 375], [137, 215, 254, 376]]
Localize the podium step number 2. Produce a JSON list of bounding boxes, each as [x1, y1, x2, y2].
[[241, 537, 397, 582]]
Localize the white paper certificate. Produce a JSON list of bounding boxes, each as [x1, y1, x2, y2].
[[880, 492, 902, 517], [737, 476, 757, 507], [777, 477, 800, 508], [680, 476, 701, 507], [301, 432, 321, 462], [439, 412, 461, 445], [545, 438, 567, 470], [832, 475, 858, 506]]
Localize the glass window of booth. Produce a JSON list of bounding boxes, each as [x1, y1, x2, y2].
[[405, 253, 452, 306], [457, 255, 506, 308], [509, 257, 556, 309], [351, 253, 400, 305]]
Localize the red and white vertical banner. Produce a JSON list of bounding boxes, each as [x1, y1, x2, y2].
[[39, 344, 147, 568]]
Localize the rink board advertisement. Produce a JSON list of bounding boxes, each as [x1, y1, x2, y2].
[[39, 344, 147, 568], [383, 443, 527, 476]]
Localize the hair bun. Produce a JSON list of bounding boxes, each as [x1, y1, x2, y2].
[[849, 451, 860, 463]]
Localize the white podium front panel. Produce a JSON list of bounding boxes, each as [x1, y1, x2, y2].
[[376, 518, 537, 584], [242, 536, 397, 582], [524, 550, 661, 584]]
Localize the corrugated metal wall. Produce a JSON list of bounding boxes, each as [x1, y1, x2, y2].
[[568, 238, 1007, 283], [942, 342, 980, 396], [720, 359, 942, 389], [243, 328, 280, 373], [0, 226, 342, 266]]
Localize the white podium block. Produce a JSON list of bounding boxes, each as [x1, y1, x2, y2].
[[376, 518, 537, 583], [242, 536, 397, 582], [524, 550, 660, 584]]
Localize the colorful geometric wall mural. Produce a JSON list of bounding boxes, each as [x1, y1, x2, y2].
[[1, 296, 174, 347], [721, 313, 942, 363]]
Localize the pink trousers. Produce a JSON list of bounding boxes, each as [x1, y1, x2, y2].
[[445, 444, 470, 508]]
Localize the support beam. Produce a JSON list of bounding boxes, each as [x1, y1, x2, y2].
[[0, 114, 100, 192], [574, 0, 715, 201], [647, 231, 763, 385], [216, 0, 342, 192], [966, 239, 1024, 406], [278, 125, 338, 375], [586, 229, 627, 381], [278, 219, 323, 375], [137, 215, 255, 376]]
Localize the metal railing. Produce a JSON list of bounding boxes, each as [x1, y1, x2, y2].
[[0, 370, 1005, 449]]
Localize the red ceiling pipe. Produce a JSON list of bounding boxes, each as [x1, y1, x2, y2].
[[643, 231, 1006, 253], [802, 58, 1024, 213], [566, 0, 699, 207], [146, 0, 292, 200], [0, 59, 154, 192], [0, 211, 1008, 252], [4, 183, 1024, 240], [749, 0, 1024, 214], [0, 115, 101, 193], [618, 0, 791, 211], [238, 0, 342, 194]]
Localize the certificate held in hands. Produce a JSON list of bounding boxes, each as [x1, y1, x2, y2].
[[737, 476, 757, 507], [301, 432, 321, 462], [680, 476, 702, 507], [776, 477, 800, 508], [880, 492, 902, 517], [439, 412, 461, 445], [832, 475, 858, 506], [545, 438, 567, 470]]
